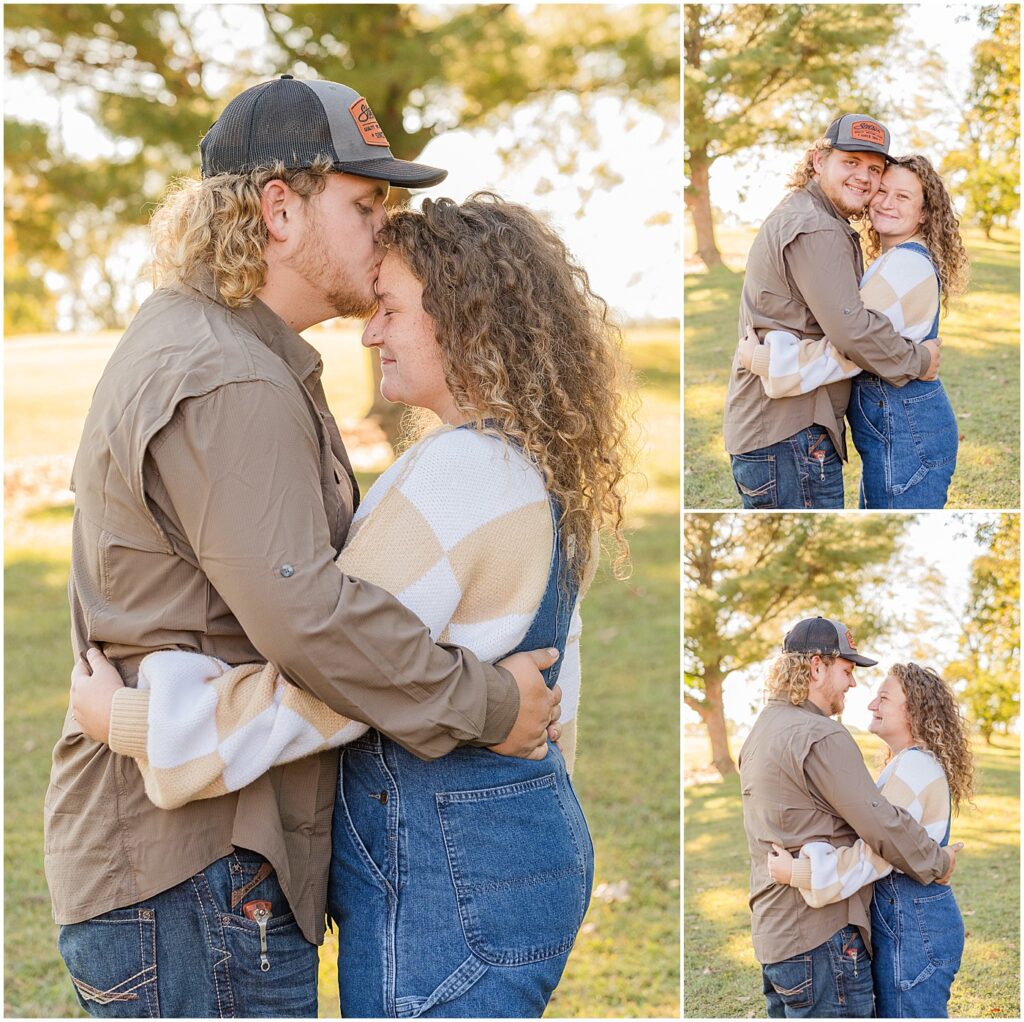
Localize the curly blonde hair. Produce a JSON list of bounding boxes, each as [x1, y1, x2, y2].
[[378, 193, 633, 583], [765, 652, 835, 706], [788, 137, 836, 192], [149, 157, 335, 307], [863, 155, 970, 315], [889, 663, 975, 813]]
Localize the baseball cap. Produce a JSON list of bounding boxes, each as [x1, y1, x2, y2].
[[823, 113, 892, 162], [783, 616, 879, 667], [200, 75, 447, 187]]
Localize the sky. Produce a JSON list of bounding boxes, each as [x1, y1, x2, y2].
[[684, 512, 1000, 737], [4, 6, 680, 326], [705, 4, 987, 227]]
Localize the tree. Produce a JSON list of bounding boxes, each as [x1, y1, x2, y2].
[[946, 514, 1020, 743], [684, 4, 901, 267], [684, 513, 909, 777], [941, 5, 1019, 238]]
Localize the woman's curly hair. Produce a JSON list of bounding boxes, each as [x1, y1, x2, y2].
[[889, 663, 975, 814], [378, 193, 634, 583], [149, 157, 334, 307], [863, 155, 970, 315], [764, 652, 834, 706]]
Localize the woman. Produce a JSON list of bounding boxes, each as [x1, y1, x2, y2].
[[70, 193, 632, 1017], [767, 664, 973, 1018], [739, 154, 969, 508]]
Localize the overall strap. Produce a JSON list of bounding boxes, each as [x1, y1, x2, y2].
[[895, 240, 941, 340]]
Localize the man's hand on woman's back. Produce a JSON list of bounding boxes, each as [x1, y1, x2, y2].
[[488, 649, 561, 760]]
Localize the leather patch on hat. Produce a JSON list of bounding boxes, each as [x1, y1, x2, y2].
[[849, 120, 884, 145], [846, 629, 858, 649], [349, 97, 390, 147]]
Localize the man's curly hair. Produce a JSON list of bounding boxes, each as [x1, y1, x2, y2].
[[149, 157, 334, 307], [765, 652, 835, 706], [863, 154, 970, 316], [888, 663, 975, 814], [378, 193, 634, 584]]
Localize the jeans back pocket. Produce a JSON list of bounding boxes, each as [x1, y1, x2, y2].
[[436, 773, 590, 966]]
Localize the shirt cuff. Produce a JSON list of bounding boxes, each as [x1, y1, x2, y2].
[[749, 343, 772, 378], [108, 688, 151, 759], [790, 855, 813, 890], [471, 665, 520, 746]]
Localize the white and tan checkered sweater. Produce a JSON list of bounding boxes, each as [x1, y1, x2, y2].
[[748, 237, 939, 398], [108, 425, 585, 809], [787, 746, 951, 907]]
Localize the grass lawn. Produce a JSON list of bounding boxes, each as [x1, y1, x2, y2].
[[4, 324, 680, 1018], [683, 224, 1020, 509], [683, 732, 1020, 1018]]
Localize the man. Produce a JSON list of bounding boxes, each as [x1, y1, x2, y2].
[[739, 616, 959, 1018], [45, 76, 562, 1017], [723, 113, 942, 508]]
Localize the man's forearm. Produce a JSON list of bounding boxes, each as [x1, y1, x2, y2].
[[786, 232, 931, 384], [804, 734, 949, 884]]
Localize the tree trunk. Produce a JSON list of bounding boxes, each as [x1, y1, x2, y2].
[[684, 152, 723, 269], [686, 671, 736, 777]]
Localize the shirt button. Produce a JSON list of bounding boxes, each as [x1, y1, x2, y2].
[[280, 564, 295, 577], [871, 800, 880, 807]]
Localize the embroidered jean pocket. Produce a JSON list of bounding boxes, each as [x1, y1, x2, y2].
[[58, 908, 159, 1017], [731, 453, 777, 509], [436, 773, 589, 965], [762, 954, 814, 1010]]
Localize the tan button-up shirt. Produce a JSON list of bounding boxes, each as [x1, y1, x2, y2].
[[739, 698, 950, 963], [44, 270, 519, 942], [723, 179, 933, 457]]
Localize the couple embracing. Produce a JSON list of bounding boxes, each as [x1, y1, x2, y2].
[[741, 617, 974, 1018], [725, 112, 970, 509], [45, 74, 630, 1018]]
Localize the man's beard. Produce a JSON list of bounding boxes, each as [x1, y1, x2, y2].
[[289, 219, 377, 319], [821, 181, 868, 221]]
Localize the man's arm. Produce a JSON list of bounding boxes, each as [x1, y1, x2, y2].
[[802, 731, 950, 885], [785, 230, 932, 385], [146, 380, 535, 760]]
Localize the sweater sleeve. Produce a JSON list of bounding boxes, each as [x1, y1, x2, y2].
[[790, 748, 951, 906], [748, 329, 862, 397], [109, 652, 368, 809], [108, 428, 558, 803]]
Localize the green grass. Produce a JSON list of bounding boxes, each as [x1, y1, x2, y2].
[[4, 325, 679, 1018], [683, 733, 1020, 1018], [683, 226, 1020, 509]]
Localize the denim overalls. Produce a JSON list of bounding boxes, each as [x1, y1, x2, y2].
[[847, 241, 958, 508], [870, 752, 964, 1018], [327, 479, 595, 1018]]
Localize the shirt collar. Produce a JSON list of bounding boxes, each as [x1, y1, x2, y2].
[[179, 267, 324, 383], [766, 696, 827, 717]]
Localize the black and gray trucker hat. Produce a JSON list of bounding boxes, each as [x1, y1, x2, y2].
[[823, 113, 893, 162], [200, 75, 447, 187], [783, 615, 879, 667]]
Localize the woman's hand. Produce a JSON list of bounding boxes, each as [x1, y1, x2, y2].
[[70, 647, 125, 744], [768, 842, 795, 885], [737, 326, 761, 372]]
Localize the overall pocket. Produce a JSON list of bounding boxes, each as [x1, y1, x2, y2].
[[436, 773, 589, 966], [901, 380, 959, 468], [58, 907, 159, 1017]]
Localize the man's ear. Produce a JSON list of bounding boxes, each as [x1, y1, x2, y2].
[[262, 179, 294, 242], [810, 148, 828, 177]]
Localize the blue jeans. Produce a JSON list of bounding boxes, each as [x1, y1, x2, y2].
[[871, 873, 964, 1018], [761, 926, 874, 1018], [328, 484, 594, 1017], [57, 849, 318, 1017], [847, 375, 958, 508], [731, 426, 844, 508]]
